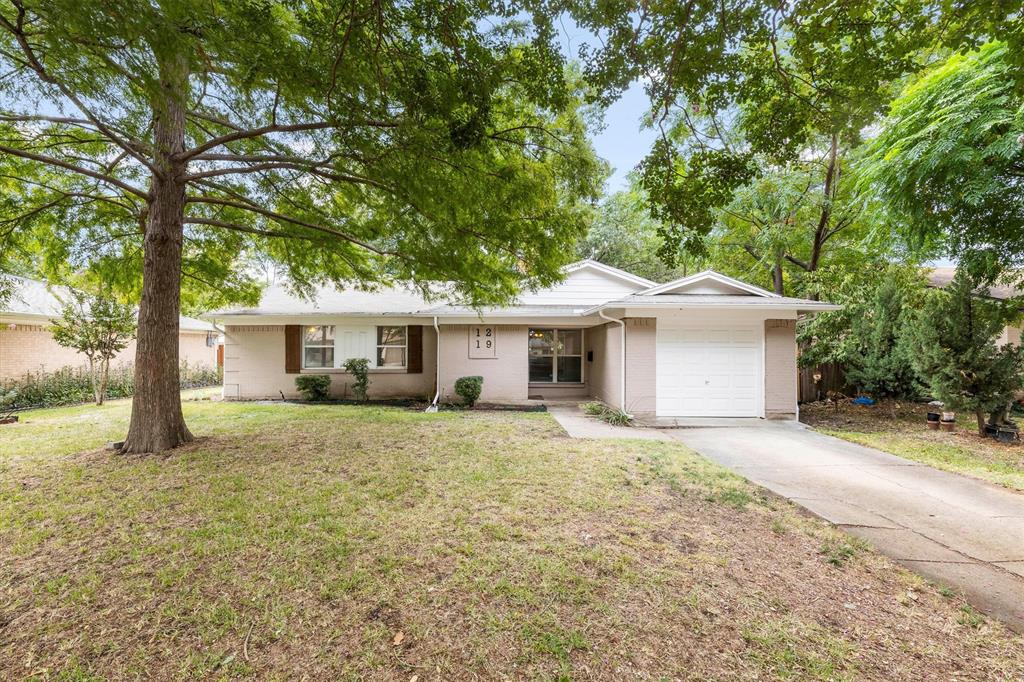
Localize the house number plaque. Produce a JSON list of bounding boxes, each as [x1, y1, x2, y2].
[[469, 325, 497, 358]]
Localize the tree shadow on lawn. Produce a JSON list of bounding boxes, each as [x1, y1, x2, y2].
[[2, 406, 1024, 680]]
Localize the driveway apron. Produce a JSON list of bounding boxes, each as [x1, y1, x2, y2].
[[661, 421, 1024, 631]]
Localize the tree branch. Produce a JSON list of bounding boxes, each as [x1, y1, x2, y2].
[[0, 143, 149, 198], [179, 120, 398, 161], [185, 194, 391, 254]]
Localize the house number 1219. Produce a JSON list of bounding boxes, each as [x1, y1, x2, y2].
[[469, 326, 497, 358]]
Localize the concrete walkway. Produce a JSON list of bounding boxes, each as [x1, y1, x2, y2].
[[545, 405, 674, 441], [549, 408, 1024, 631]]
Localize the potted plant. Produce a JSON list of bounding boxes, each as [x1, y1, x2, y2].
[[940, 414, 955, 432]]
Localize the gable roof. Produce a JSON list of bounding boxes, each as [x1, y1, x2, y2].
[[216, 283, 433, 316], [1, 275, 216, 332], [204, 261, 838, 319], [927, 266, 1024, 301], [639, 270, 780, 297], [563, 259, 657, 289]]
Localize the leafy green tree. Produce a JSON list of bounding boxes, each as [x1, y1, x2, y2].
[[861, 43, 1024, 265], [576, 188, 699, 282], [797, 262, 926, 369], [0, 0, 602, 452], [50, 290, 137, 406], [580, 0, 932, 266], [845, 278, 920, 400], [904, 270, 1024, 436]]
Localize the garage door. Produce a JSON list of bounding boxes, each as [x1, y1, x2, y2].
[[656, 325, 761, 417]]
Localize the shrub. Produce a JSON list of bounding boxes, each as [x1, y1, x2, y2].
[[454, 375, 484, 407], [295, 374, 332, 401], [579, 401, 632, 426], [0, 361, 221, 410], [845, 278, 921, 400], [342, 358, 370, 401], [904, 269, 1024, 435]]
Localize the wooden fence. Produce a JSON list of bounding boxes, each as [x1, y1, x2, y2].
[[798, 362, 850, 403]]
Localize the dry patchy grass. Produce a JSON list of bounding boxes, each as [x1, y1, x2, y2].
[[802, 400, 1024, 493], [2, 399, 1024, 680]]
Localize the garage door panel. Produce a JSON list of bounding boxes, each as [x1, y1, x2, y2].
[[656, 324, 761, 417]]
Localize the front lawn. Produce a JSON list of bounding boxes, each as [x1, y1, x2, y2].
[[802, 400, 1024, 493], [3, 399, 1023, 679]]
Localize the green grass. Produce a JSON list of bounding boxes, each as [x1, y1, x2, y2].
[[3, 398, 1023, 679], [821, 429, 1024, 492]]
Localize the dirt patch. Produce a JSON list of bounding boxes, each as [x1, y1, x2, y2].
[[801, 399, 1024, 492]]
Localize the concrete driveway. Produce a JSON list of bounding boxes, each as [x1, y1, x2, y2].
[[664, 420, 1024, 631]]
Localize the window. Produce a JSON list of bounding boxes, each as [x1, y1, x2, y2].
[[376, 325, 407, 368], [528, 328, 582, 383], [303, 325, 335, 368]]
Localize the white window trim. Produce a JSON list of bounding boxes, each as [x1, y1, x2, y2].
[[376, 325, 408, 369], [528, 327, 585, 384], [302, 324, 336, 370]]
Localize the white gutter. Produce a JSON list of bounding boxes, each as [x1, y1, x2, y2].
[[598, 309, 628, 414], [426, 315, 441, 412]]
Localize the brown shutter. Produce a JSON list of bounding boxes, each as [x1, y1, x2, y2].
[[407, 324, 423, 374], [285, 325, 302, 374]]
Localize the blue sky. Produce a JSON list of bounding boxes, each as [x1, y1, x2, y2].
[[554, 17, 655, 193], [591, 84, 659, 192]]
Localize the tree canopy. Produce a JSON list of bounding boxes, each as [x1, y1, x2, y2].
[[860, 42, 1024, 267], [0, 0, 604, 451], [575, 187, 698, 283]]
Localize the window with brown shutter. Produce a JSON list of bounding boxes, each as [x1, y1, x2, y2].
[[407, 325, 423, 374], [284, 325, 301, 374]]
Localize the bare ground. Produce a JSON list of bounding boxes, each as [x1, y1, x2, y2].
[[801, 399, 1024, 492]]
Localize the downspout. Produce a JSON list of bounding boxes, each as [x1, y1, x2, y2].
[[425, 315, 441, 412], [598, 309, 628, 414]]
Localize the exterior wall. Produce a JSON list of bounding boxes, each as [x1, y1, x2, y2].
[[437, 324, 528, 402], [586, 322, 621, 409], [624, 318, 657, 415], [222, 324, 436, 400], [999, 324, 1022, 347], [0, 322, 216, 382], [764, 319, 798, 419], [179, 332, 218, 368]]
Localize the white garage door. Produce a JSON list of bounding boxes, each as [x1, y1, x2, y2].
[[656, 325, 761, 417]]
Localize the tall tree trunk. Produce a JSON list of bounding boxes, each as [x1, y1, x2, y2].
[[771, 261, 784, 296], [121, 55, 192, 454], [976, 410, 986, 438]]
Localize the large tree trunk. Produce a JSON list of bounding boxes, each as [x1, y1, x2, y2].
[[121, 56, 193, 454]]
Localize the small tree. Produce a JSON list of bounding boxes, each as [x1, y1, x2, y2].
[[845, 279, 920, 401], [51, 290, 137, 405], [904, 271, 1024, 436]]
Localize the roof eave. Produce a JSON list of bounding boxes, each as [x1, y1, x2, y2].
[[583, 301, 841, 315]]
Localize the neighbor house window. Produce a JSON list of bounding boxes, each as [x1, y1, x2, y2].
[[303, 325, 335, 368], [528, 328, 582, 383], [376, 325, 407, 368]]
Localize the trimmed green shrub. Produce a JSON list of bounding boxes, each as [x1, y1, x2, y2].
[[0, 361, 221, 410], [343, 358, 370, 401], [454, 375, 484, 407], [295, 374, 332, 401]]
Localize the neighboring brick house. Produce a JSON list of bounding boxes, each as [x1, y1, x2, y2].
[[206, 261, 837, 419], [0, 276, 219, 383]]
